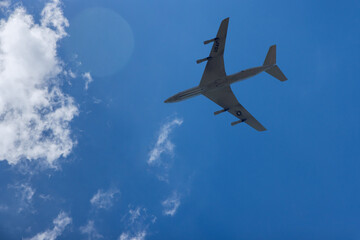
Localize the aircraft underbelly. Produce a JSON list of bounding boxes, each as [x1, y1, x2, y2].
[[227, 66, 269, 84]]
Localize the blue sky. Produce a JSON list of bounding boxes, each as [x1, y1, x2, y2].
[[0, 0, 359, 239]]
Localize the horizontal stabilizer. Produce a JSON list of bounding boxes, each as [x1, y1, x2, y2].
[[265, 65, 287, 81]]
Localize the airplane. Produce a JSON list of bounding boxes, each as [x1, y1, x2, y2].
[[164, 17, 287, 131]]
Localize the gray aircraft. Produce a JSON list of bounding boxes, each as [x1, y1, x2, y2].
[[164, 18, 287, 131]]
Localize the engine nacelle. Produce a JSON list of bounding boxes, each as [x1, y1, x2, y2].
[[203, 37, 219, 45], [231, 119, 247, 126], [214, 108, 229, 115], [196, 56, 212, 64]]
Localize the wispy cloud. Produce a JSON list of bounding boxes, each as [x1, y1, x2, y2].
[[129, 207, 142, 224], [90, 188, 119, 210], [0, 204, 8, 212], [0, 0, 78, 167], [9, 183, 35, 213], [83, 72, 93, 90], [39, 194, 52, 201], [162, 191, 181, 217], [26, 211, 72, 240], [80, 220, 103, 240], [118, 206, 156, 240], [118, 231, 146, 240], [64, 69, 76, 79], [92, 97, 102, 104], [148, 118, 183, 165]]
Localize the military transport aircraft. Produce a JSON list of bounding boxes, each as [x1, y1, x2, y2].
[[164, 18, 287, 131]]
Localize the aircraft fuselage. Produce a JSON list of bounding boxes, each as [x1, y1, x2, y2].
[[164, 65, 273, 103]]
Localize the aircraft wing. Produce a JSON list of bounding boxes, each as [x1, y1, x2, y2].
[[202, 86, 266, 131], [199, 18, 229, 87]]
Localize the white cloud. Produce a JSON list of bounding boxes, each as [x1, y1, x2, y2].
[[0, 0, 78, 167], [148, 118, 183, 165], [0, 0, 10, 9], [80, 220, 103, 240], [118, 231, 146, 240], [162, 191, 180, 216], [40, 0, 68, 38], [26, 211, 72, 240], [90, 188, 119, 210], [83, 72, 93, 90]]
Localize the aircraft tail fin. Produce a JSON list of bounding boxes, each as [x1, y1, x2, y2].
[[263, 45, 276, 66], [263, 45, 287, 81]]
